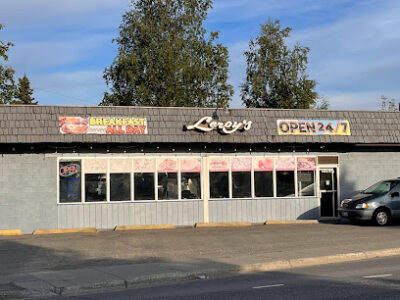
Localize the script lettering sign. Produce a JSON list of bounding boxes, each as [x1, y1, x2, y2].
[[185, 116, 252, 134]]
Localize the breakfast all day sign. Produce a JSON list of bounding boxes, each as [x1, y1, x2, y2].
[[59, 116, 148, 134]]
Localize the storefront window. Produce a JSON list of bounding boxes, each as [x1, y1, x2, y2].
[[276, 157, 295, 197], [276, 171, 295, 197], [210, 172, 229, 198], [158, 173, 178, 200], [209, 158, 229, 198], [181, 173, 201, 199], [231, 157, 251, 198], [59, 161, 81, 203], [254, 172, 273, 197], [110, 173, 131, 201], [85, 174, 107, 202], [232, 172, 251, 198], [254, 157, 274, 197], [297, 171, 315, 196], [297, 158, 316, 197], [134, 173, 155, 200], [180, 158, 201, 199]]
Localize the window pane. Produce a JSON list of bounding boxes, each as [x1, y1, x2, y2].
[[255, 171, 273, 197], [232, 172, 251, 198], [134, 173, 155, 200], [298, 171, 315, 196], [59, 161, 81, 203], [276, 171, 295, 197], [210, 172, 229, 198], [85, 174, 106, 202], [158, 173, 178, 200], [181, 173, 201, 199], [110, 173, 131, 201]]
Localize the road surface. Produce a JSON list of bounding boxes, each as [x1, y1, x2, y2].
[[43, 256, 400, 299]]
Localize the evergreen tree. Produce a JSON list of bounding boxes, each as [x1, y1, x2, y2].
[[13, 74, 37, 105], [241, 20, 318, 109], [0, 24, 17, 104], [102, 0, 233, 107]]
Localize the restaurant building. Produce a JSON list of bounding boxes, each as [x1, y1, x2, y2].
[[0, 105, 399, 233]]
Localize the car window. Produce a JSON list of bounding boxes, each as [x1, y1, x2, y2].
[[363, 181, 398, 195]]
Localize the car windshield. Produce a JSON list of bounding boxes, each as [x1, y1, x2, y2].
[[362, 181, 397, 195]]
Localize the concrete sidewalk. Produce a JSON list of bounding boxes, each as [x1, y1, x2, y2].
[[1, 223, 400, 298]]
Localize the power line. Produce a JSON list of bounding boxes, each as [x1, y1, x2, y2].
[[33, 86, 100, 105]]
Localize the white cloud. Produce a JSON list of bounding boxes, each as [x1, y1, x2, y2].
[[225, 0, 400, 109], [324, 91, 400, 110], [8, 34, 114, 72], [209, 0, 349, 23], [0, 0, 131, 29]]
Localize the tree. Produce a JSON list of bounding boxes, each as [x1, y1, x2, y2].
[[0, 24, 17, 104], [102, 0, 233, 108], [13, 74, 37, 105], [241, 19, 318, 109], [311, 96, 329, 110], [380, 95, 397, 111]]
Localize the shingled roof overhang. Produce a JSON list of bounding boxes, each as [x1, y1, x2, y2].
[[0, 105, 398, 145]]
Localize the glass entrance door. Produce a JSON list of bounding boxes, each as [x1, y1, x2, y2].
[[319, 168, 338, 217]]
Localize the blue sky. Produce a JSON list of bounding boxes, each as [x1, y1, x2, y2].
[[1, 0, 399, 110]]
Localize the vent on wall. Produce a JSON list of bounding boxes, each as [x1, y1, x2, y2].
[[318, 156, 339, 165]]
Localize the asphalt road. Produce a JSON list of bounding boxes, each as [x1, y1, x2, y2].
[[43, 256, 400, 300]]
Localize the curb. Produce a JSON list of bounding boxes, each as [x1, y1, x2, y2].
[[32, 228, 97, 235], [195, 222, 252, 228], [9, 247, 400, 297], [265, 220, 319, 225], [114, 225, 175, 231], [0, 229, 22, 236], [238, 247, 400, 273]]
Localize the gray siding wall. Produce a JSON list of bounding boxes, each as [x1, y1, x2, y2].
[[58, 200, 203, 229], [0, 154, 57, 233], [340, 152, 400, 200], [209, 197, 319, 222]]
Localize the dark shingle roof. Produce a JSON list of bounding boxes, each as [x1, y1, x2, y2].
[[0, 105, 398, 144]]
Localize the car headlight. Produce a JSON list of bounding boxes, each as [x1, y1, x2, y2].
[[355, 203, 370, 209]]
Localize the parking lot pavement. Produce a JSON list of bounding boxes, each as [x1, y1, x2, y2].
[[1, 223, 400, 298]]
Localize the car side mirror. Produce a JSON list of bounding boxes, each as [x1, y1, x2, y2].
[[391, 192, 399, 198]]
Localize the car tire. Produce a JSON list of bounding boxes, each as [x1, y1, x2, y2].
[[373, 208, 390, 226]]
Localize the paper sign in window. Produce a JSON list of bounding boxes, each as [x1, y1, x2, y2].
[[84, 159, 107, 173], [134, 159, 155, 173], [297, 158, 316, 171], [231, 157, 251, 172], [158, 158, 178, 173], [109, 158, 132, 173], [275, 157, 295, 171], [180, 158, 201, 173], [209, 158, 229, 172], [254, 157, 274, 171]]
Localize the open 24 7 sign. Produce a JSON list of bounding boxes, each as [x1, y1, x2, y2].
[[277, 120, 351, 136]]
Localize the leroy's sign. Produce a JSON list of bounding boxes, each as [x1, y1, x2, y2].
[[185, 116, 252, 134]]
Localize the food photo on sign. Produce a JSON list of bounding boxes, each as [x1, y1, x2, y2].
[[59, 116, 148, 134]]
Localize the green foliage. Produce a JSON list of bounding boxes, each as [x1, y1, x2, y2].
[[241, 19, 318, 109], [102, 0, 233, 107], [0, 24, 17, 105], [380, 95, 397, 111], [0, 24, 36, 105], [13, 74, 37, 105], [0, 24, 14, 61], [0, 64, 16, 104], [311, 96, 329, 110]]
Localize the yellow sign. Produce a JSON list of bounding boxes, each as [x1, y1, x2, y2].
[[59, 116, 148, 135], [277, 120, 351, 135]]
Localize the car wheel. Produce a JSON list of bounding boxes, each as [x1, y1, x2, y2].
[[374, 208, 390, 226]]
